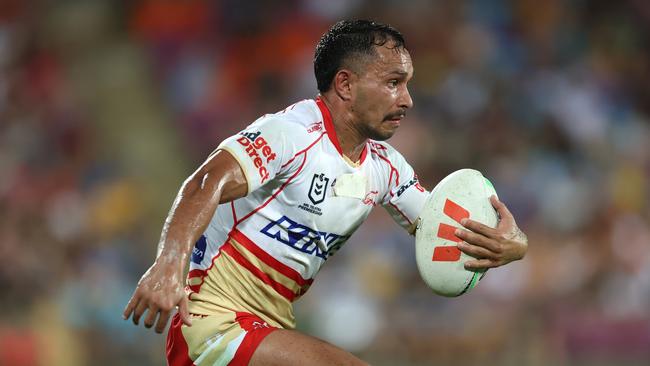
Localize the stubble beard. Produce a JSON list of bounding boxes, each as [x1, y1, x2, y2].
[[362, 121, 395, 141]]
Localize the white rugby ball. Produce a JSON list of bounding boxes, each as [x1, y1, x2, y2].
[[415, 169, 499, 297]]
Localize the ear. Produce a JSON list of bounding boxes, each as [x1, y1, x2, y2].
[[332, 69, 355, 101]]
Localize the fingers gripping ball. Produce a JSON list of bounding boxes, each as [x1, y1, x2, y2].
[[415, 169, 498, 297]]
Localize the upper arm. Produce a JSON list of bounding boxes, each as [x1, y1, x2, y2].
[[188, 149, 248, 204], [156, 149, 248, 257]]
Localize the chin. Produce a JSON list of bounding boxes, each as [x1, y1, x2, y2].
[[368, 129, 395, 141]]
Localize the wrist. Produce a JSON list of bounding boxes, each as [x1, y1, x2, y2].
[[155, 249, 188, 273], [515, 237, 528, 260]]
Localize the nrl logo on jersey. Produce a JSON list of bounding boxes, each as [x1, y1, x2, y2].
[[308, 173, 329, 205]]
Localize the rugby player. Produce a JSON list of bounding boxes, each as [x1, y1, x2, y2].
[[123, 20, 528, 365]]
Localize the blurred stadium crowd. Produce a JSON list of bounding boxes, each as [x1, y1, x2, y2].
[[1, 1, 649, 365]]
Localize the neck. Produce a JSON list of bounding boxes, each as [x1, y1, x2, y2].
[[319, 94, 367, 162]]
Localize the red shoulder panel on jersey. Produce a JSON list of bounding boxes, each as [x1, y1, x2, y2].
[[316, 96, 368, 164]]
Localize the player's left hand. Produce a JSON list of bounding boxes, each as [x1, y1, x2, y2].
[[454, 195, 528, 270]]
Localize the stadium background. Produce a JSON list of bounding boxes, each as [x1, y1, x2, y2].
[[1, 0, 649, 365]]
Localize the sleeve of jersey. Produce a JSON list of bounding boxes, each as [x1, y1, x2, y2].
[[216, 118, 293, 194], [380, 150, 430, 233]]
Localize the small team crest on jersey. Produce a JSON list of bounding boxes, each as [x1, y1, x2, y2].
[[308, 173, 329, 205]]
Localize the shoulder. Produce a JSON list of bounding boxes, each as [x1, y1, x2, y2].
[[368, 140, 408, 166], [248, 99, 327, 151], [367, 140, 417, 186]]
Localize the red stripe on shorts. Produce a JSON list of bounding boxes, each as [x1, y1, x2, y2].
[[167, 313, 194, 366], [228, 312, 277, 366]]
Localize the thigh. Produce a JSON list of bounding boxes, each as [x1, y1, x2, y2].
[[250, 329, 369, 366]]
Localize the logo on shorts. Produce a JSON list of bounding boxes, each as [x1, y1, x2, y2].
[[308, 173, 329, 205]]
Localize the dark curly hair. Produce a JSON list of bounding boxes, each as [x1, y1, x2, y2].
[[314, 20, 406, 93]]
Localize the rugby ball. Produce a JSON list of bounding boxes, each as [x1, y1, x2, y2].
[[415, 169, 498, 297]]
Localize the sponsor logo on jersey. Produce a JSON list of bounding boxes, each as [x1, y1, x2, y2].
[[307, 122, 323, 133], [260, 215, 349, 260], [191, 235, 207, 264], [308, 173, 329, 205], [236, 131, 277, 183], [396, 176, 425, 197]]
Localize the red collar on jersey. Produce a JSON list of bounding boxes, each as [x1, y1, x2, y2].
[[315, 96, 368, 164]]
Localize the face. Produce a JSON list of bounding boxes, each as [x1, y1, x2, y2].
[[349, 43, 414, 141]]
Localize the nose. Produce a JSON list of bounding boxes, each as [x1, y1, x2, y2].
[[399, 86, 413, 110]]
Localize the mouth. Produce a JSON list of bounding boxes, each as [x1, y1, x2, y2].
[[385, 110, 406, 120], [384, 113, 405, 127]]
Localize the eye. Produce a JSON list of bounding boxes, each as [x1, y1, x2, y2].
[[388, 79, 398, 88]]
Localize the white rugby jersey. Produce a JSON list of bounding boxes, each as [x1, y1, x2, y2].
[[186, 97, 429, 328]]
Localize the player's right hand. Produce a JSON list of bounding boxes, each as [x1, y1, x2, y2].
[[123, 259, 193, 333]]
